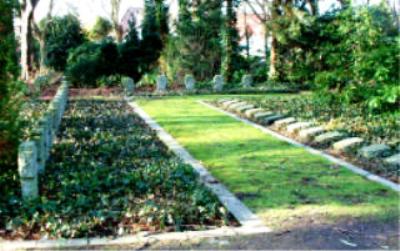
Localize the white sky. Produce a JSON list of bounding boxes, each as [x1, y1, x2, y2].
[[35, 0, 393, 29], [35, 0, 178, 28]]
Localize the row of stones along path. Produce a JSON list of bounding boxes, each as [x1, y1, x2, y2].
[[216, 99, 400, 179]]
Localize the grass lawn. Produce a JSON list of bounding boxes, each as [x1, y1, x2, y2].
[[136, 95, 399, 230]]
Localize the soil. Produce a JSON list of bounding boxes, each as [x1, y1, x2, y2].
[[60, 217, 399, 250]]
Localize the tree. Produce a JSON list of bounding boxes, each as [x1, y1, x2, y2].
[[244, 0, 320, 82], [111, 0, 123, 42], [155, 0, 169, 43], [169, 0, 223, 81], [119, 17, 141, 81], [90, 16, 113, 40], [32, 0, 54, 74], [0, 0, 22, 170], [222, 0, 242, 84], [140, 0, 163, 73], [45, 14, 85, 71], [20, 0, 40, 80]]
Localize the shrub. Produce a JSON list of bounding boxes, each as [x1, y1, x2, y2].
[[66, 39, 118, 87], [0, 0, 23, 172], [45, 14, 86, 71], [313, 5, 399, 111], [89, 16, 112, 41]]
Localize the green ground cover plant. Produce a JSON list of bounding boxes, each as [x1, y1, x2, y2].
[[137, 95, 399, 229], [0, 99, 229, 240], [19, 100, 48, 141], [241, 95, 399, 148]]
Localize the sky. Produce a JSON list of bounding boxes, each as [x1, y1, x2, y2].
[[35, 0, 178, 28], [35, 0, 395, 29]]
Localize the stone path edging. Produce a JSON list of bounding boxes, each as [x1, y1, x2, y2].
[[0, 100, 270, 251], [128, 101, 267, 228], [199, 101, 400, 193], [0, 226, 269, 251]]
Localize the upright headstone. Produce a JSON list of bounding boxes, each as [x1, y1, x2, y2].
[[18, 142, 39, 200], [213, 75, 224, 92], [122, 77, 135, 96], [241, 75, 252, 88], [34, 75, 48, 94], [31, 128, 46, 173], [157, 75, 168, 92], [184, 74, 196, 91]]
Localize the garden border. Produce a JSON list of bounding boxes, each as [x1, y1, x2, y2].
[[0, 100, 270, 251], [0, 226, 269, 250], [199, 100, 400, 193]]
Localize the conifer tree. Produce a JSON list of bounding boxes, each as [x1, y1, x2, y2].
[[222, 0, 242, 84], [140, 0, 163, 73], [0, 0, 22, 170], [173, 0, 223, 81]]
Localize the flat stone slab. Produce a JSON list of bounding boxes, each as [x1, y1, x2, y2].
[[384, 153, 400, 167], [221, 100, 240, 108], [227, 101, 248, 110], [218, 99, 233, 104], [235, 104, 255, 113], [274, 117, 296, 128], [314, 131, 345, 144], [298, 126, 325, 140], [287, 122, 314, 134], [262, 114, 285, 125], [254, 111, 274, 120], [244, 108, 264, 118], [333, 137, 364, 152], [358, 144, 391, 159]]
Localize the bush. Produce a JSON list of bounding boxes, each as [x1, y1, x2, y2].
[[45, 14, 85, 71], [0, 0, 23, 172], [313, 5, 399, 111], [65, 10, 163, 88], [66, 39, 119, 87]]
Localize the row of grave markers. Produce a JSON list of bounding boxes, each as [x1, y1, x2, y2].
[[216, 98, 400, 169], [122, 74, 253, 95], [18, 79, 69, 201]]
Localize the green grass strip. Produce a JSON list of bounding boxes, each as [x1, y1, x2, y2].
[[136, 95, 399, 229]]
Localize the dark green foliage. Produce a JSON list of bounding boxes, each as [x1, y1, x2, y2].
[[275, 3, 399, 112], [118, 18, 141, 81], [222, 0, 244, 85], [45, 14, 85, 71], [0, 100, 228, 239], [140, 0, 164, 73], [66, 39, 119, 87], [90, 16, 113, 40], [314, 5, 399, 111], [246, 95, 399, 148], [166, 0, 223, 81], [155, 0, 169, 43], [66, 2, 165, 86], [0, 0, 23, 171]]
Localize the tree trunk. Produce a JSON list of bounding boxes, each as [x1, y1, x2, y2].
[[20, 0, 39, 81], [38, 38, 46, 74], [111, 0, 122, 43], [222, 0, 234, 83], [307, 0, 318, 16], [268, 0, 280, 81], [268, 36, 278, 81]]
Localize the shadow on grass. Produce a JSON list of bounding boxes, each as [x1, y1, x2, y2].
[[137, 96, 400, 242], [182, 137, 399, 220]]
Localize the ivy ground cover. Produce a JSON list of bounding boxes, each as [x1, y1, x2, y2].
[[136, 95, 399, 230], [0, 98, 230, 240]]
